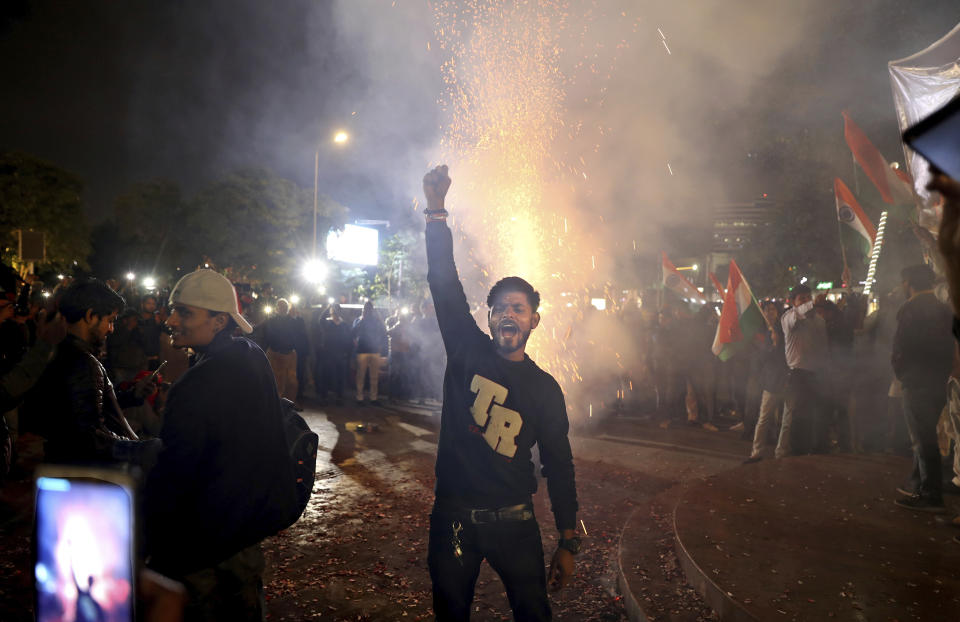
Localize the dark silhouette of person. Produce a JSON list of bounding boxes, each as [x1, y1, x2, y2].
[[74, 574, 106, 622]]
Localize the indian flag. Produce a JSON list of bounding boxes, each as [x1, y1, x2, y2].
[[661, 252, 705, 303], [835, 177, 876, 259], [711, 259, 765, 361], [842, 111, 914, 205]]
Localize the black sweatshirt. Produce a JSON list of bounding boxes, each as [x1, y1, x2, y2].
[[426, 220, 578, 531]]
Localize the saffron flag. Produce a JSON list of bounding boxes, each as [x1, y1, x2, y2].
[[661, 252, 705, 303], [842, 111, 914, 205], [711, 259, 764, 361], [835, 178, 877, 259], [708, 272, 725, 297]]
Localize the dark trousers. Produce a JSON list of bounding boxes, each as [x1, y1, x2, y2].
[[315, 352, 348, 399], [390, 352, 412, 400], [784, 369, 826, 455], [428, 508, 550, 622], [902, 382, 947, 499], [180, 544, 265, 622]]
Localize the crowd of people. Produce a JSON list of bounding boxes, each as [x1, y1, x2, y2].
[[1, 164, 960, 619]]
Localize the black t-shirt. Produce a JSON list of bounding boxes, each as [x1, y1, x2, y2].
[[426, 220, 578, 531]]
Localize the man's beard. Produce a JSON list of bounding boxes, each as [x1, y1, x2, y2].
[[494, 327, 530, 355]]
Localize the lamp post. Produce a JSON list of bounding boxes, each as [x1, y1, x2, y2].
[[313, 130, 351, 258]]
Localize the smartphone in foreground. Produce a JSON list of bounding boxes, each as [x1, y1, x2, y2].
[[34, 466, 135, 622], [903, 95, 960, 181], [148, 360, 168, 382]]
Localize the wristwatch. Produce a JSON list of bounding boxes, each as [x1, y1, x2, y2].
[[423, 207, 449, 221], [558, 536, 582, 555]]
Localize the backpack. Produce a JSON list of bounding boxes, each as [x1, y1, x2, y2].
[[277, 398, 318, 528]]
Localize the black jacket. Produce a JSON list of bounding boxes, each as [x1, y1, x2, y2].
[[352, 315, 388, 355], [143, 330, 296, 577], [426, 220, 578, 531], [892, 291, 954, 387], [24, 334, 139, 463], [261, 314, 308, 354], [321, 317, 353, 357]]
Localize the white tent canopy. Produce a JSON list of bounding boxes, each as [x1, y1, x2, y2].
[[889, 22, 960, 228]]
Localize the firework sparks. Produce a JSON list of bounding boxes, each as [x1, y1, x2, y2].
[[431, 0, 635, 412]]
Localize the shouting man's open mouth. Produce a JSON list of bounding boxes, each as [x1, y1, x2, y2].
[[496, 319, 525, 354]]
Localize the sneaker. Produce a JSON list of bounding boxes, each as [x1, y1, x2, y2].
[[702, 423, 719, 432], [729, 422, 744, 432], [894, 494, 947, 514], [896, 485, 918, 497], [742, 456, 763, 465]]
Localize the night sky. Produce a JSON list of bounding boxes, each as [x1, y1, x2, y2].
[[2, 1, 959, 228]]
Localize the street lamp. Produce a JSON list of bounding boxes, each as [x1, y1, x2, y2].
[[302, 258, 327, 284], [314, 129, 351, 258]]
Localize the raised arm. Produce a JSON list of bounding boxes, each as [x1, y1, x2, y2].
[[423, 165, 488, 355], [781, 300, 815, 333]]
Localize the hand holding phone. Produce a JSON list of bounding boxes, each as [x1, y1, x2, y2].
[[34, 467, 136, 622]]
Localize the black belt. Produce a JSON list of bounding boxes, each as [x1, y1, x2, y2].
[[436, 502, 534, 524]]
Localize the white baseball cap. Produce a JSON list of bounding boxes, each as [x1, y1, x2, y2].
[[169, 269, 253, 334]]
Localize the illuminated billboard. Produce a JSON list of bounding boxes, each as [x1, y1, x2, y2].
[[326, 224, 379, 266]]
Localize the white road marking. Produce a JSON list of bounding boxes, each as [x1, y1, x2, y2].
[[397, 422, 434, 437]]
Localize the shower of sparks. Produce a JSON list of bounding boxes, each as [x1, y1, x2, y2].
[[667, 162, 674, 175], [580, 519, 588, 535], [431, 1, 637, 414], [661, 39, 671, 55]]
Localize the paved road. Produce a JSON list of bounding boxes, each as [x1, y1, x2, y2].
[[0, 400, 747, 621], [262, 401, 748, 621]]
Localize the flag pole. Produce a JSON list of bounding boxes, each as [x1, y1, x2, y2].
[[852, 153, 861, 196], [836, 216, 851, 284]]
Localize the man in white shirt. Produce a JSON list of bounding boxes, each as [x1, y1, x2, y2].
[[777, 284, 828, 457]]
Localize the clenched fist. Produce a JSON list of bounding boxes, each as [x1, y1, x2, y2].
[[423, 165, 451, 213]]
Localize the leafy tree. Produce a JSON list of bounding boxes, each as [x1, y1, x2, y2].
[[0, 152, 91, 270], [349, 229, 428, 305], [183, 168, 346, 287], [112, 180, 189, 275]]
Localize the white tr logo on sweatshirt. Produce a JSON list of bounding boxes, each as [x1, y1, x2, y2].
[[469, 375, 523, 458]]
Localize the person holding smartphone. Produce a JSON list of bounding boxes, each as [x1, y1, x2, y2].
[[23, 279, 157, 465], [422, 165, 580, 621]]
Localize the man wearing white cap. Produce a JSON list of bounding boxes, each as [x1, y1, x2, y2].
[[144, 269, 295, 620]]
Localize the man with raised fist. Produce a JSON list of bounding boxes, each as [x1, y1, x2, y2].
[[422, 165, 580, 621]]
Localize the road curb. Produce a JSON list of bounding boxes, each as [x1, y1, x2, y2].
[[615, 505, 649, 622], [671, 491, 758, 622]]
